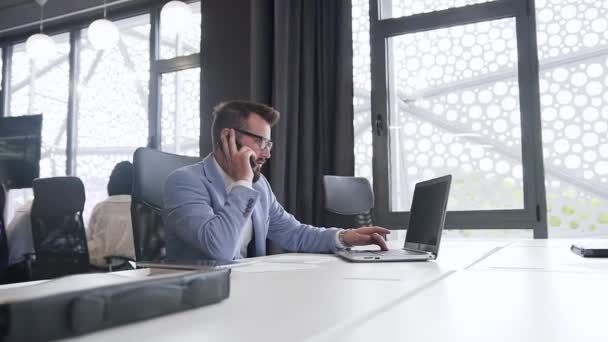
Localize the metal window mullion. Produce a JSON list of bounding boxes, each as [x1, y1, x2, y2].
[[66, 29, 80, 176], [155, 53, 200, 73], [373, 1, 518, 37], [370, 0, 392, 224], [1, 44, 11, 117], [382, 210, 545, 230], [515, 0, 547, 238], [148, 6, 161, 149]]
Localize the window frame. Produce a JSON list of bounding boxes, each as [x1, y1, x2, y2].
[[369, 0, 548, 237], [149, 4, 201, 151], [1, 44, 11, 118], [0, 0, 201, 166]]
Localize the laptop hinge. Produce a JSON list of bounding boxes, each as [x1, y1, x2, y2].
[[402, 247, 433, 255]]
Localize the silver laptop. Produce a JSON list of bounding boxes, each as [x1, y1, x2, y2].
[[336, 175, 451, 262]]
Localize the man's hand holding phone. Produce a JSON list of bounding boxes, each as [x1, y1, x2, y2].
[[220, 128, 257, 183]]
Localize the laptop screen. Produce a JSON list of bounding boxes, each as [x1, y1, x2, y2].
[[404, 175, 451, 256]]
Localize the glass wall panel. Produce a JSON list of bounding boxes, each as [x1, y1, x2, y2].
[[379, 0, 493, 19], [77, 15, 150, 218], [386, 18, 523, 212], [352, 0, 373, 182], [160, 1, 201, 60], [537, 0, 608, 236], [160, 67, 200, 156], [6, 33, 70, 220]]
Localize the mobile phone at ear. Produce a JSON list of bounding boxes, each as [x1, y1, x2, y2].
[[235, 138, 256, 169]]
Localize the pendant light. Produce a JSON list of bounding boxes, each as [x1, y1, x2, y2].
[[161, 1, 192, 35], [25, 0, 56, 65], [87, 0, 119, 50]]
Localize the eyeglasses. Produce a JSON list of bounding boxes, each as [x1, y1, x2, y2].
[[234, 128, 273, 152]]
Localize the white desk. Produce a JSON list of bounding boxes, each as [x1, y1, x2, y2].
[[57, 240, 506, 341], [473, 238, 608, 273], [313, 239, 608, 342], [3, 239, 607, 341], [319, 269, 608, 342]]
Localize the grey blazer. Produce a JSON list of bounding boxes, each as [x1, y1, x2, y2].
[[162, 154, 338, 262]]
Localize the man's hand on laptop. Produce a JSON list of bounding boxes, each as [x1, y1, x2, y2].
[[343, 227, 391, 251]]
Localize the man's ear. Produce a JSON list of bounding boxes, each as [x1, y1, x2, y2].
[[217, 129, 228, 146]]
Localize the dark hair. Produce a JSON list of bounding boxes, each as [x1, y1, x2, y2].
[[211, 100, 280, 148], [107, 161, 134, 196]]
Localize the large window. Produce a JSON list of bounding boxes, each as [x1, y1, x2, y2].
[[386, 18, 523, 212], [160, 0, 201, 60], [160, 67, 200, 156], [157, 0, 201, 157], [356, 0, 608, 237], [1, 1, 201, 222], [353, 0, 374, 182], [359, 0, 547, 237], [378, 0, 493, 19], [76, 15, 150, 217], [536, 0, 608, 237], [6, 33, 71, 220]]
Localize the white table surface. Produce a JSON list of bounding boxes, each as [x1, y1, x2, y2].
[[312, 238, 608, 342], [57, 240, 506, 341], [6, 239, 606, 341]]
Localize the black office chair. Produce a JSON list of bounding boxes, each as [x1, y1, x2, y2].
[[323, 175, 375, 228], [28, 176, 91, 280], [131, 147, 200, 262]]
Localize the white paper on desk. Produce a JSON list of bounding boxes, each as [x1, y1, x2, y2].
[[266, 255, 336, 264], [232, 262, 319, 273]]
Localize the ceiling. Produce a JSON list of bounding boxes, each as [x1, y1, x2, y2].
[[0, 0, 31, 10]]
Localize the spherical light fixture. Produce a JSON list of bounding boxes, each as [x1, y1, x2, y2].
[[26, 33, 56, 66], [87, 18, 120, 50], [26, 0, 56, 65], [86, 0, 119, 50], [161, 1, 192, 35]]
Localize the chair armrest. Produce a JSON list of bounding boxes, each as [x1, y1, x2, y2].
[[23, 252, 36, 280]]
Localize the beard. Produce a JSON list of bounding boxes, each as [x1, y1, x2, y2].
[[253, 170, 261, 183], [252, 162, 263, 183]]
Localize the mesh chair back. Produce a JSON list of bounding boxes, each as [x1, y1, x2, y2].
[[323, 175, 375, 228], [131, 147, 200, 261], [30, 176, 89, 279]]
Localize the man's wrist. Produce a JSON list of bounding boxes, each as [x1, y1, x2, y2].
[[338, 229, 352, 248], [229, 180, 253, 192]]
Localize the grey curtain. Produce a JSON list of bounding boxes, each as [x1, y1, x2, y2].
[[201, 0, 354, 226], [253, 0, 355, 226]]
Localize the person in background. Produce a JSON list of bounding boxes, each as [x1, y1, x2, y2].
[[87, 161, 135, 267], [6, 200, 34, 274]]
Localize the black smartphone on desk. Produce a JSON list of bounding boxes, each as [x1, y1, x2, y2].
[[571, 244, 608, 258]]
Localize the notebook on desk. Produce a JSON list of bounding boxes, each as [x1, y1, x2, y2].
[[336, 175, 451, 262]]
